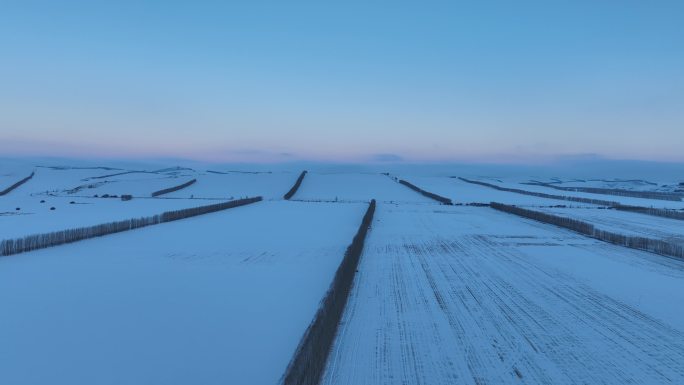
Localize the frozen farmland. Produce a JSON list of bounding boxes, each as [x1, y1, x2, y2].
[[1, 160, 684, 384]]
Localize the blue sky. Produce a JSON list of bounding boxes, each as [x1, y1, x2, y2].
[[1, 1, 683, 163]]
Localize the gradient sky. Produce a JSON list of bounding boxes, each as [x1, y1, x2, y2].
[[1, 0, 683, 163]]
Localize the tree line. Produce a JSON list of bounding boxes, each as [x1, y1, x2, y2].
[[490, 202, 595, 235], [284, 171, 307, 200], [0, 196, 262, 257], [460, 177, 684, 222], [399, 179, 453, 205], [490, 202, 684, 260], [0, 171, 35, 196], [458, 177, 618, 206], [151, 178, 197, 197], [282, 199, 376, 385], [525, 181, 682, 202], [613, 205, 684, 220]]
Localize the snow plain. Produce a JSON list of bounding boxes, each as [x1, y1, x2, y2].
[[2, 158, 684, 385], [0, 200, 367, 385], [0, 165, 299, 238], [293, 172, 433, 203], [399, 176, 581, 206], [323, 204, 684, 384], [536, 206, 684, 246], [489, 179, 684, 209]]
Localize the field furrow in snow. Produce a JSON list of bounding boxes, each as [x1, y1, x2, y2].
[[323, 205, 684, 385], [0, 201, 367, 385]]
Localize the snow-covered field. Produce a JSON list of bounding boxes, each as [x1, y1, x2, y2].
[[487, 179, 684, 209], [323, 205, 684, 384], [401, 176, 580, 206], [0, 195, 206, 239], [294, 172, 433, 203], [0, 163, 299, 239], [2, 158, 684, 385], [0, 201, 366, 385], [534, 178, 682, 193], [163, 171, 298, 200], [535, 206, 684, 246]]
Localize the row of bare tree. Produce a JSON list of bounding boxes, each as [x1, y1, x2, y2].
[[613, 205, 684, 220], [459, 177, 618, 206], [284, 171, 307, 200], [490, 202, 594, 235], [0, 197, 262, 256], [399, 179, 453, 205], [526, 181, 682, 202], [461, 177, 684, 222], [0, 172, 35, 196], [151, 178, 197, 197], [490, 202, 684, 260], [282, 199, 376, 385]]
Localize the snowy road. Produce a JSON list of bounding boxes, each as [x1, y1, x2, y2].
[[323, 205, 684, 384]]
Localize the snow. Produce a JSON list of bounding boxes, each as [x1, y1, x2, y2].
[[294, 172, 433, 203], [490, 179, 684, 209], [3, 157, 684, 384], [0, 160, 296, 200], [163, 171, 298, 200], [555, 178, 678, 193], [402, 176, 586, 206], [0, 196, 207, 239], [323, 204, 684, 384], [0, 163, 299, 240], [535, 206, 684, 246], [0, 201, 367, 385]]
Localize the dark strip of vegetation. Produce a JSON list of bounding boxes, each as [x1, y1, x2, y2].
[[398, 179, 452, 205], [207, 170, 272, 175], [525, 181, 682, 201], [85, 171, 156, 180], [490, 202, 594, 235], [151, 179, 197, 197], [460, 177, 684, 222], [0, 197, 262, 257], [284, 171, 307, 200], [282, 199, 376, 385], [613, 205, 684, 220], [0, 172, 35, 196], [458, 177, 618, 206], [490, 202, 684, 260], [38, 166, 120, 171]]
